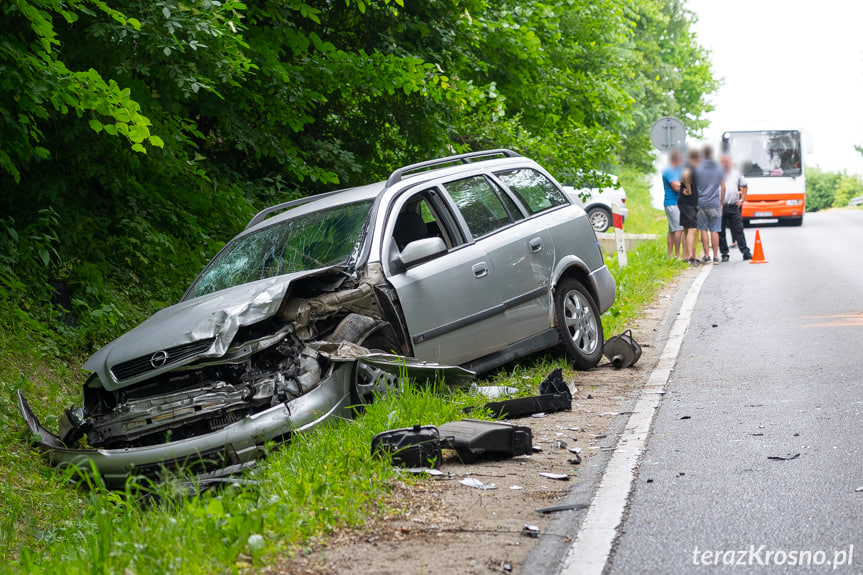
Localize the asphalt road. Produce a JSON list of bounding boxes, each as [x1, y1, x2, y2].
[[607, 210, 863, 574]]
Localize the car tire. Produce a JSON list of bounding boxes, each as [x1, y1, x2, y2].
[[350, 328, 401, 406], [781, 217, 803, 227], [554, 277, 604, 370], [586, 207, 612, 233]]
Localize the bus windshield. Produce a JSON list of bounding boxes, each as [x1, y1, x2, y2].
[[723, 130, 802, 178]]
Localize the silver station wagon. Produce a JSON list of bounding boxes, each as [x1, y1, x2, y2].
[[20, 149, 616, 485]]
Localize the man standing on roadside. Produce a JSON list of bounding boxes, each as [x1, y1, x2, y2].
[[680, 148, 701, 266], [662, 150, 684, 258], [694, 145, 725, 265], [719, 154, 752, 261]]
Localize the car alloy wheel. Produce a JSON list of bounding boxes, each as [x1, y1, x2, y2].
[[554, 277, 604, 369], [587, 207, 611, 233]]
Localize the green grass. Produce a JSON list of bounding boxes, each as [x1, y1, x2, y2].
[[0, 241, 683, 574]]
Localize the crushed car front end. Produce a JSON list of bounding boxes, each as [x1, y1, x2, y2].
[[17, 189, 461, 486]]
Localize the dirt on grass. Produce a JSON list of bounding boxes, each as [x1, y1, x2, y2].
[[268, 269, 695, 575]]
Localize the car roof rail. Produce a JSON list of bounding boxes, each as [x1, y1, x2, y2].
[[244, 188, 349, 231], [385, 148, 521, 187]]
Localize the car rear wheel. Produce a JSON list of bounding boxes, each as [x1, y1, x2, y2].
[[554, 277, 603, 370], [586, 207, 612, 233]]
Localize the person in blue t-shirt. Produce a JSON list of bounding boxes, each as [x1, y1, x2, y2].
[[662, 149, 684, 258]]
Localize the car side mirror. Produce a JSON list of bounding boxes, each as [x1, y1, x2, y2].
[[399, 237, 447, 269]]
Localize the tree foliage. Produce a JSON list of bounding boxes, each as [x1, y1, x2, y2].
[[0, 0, 717, 353], [805, 167, 863, 211]]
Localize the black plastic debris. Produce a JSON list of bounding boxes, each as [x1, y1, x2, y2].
[[538, 367, 569, 395], [680, 415, 691, 420], [371, 425, 448, 468], [767, 453, 800, 461], [467, 368, 572, 419], [438, 419, 533, 463], [536, 503, 588, 514], [603, 329, 643, 368]]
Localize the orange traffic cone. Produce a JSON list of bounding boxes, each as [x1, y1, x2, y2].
[[750, 230, 768, 264]]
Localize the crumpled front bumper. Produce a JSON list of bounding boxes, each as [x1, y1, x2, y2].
[[18, 354, 476, 488], [18, 367, 353, 488]]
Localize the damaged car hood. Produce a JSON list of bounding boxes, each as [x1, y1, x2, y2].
[[84, 270, 328, 391]]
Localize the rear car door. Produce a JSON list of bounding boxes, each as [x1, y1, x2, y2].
[[383, 187, 509, 365], [441, 174, 556, 345]]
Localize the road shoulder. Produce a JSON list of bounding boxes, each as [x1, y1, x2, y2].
[[274, 267, 704, 575]]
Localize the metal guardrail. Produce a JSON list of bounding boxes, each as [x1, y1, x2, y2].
[[849, 196, 863, 207]]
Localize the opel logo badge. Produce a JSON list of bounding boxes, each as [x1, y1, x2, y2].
[[150, 350, 169, 369]]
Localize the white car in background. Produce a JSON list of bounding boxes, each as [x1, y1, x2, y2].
[[562, 174, 628, 233]]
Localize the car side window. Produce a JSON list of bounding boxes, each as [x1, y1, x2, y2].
[[392, 191, 463, 252], [495, 168, 568, 215], [444, 175, 515, 239]]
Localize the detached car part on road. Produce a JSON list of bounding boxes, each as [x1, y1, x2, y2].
[[20, 149, 615, 486]]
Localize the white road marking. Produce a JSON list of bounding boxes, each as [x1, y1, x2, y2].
[[558, 265, 712, 575]]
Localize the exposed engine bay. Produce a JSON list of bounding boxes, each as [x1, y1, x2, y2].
[[67, 333, 330, 449], [62, 269, 396, 450]]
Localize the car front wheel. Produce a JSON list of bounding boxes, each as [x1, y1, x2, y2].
[[554, 277, 604, 370], [587, 207, 612, 233]]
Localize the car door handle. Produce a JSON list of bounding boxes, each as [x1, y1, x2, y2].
[[529, 237, 543, 253], [472, 262, 489, 278]]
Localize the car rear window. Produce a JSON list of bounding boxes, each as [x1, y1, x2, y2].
[[495, 168, 568, 214]]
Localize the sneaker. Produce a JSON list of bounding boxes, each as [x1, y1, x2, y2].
[[688, 258, 700, 267], [721, 255, 729, 262], [701, 256, 711, 264], [713, 258, 720, 265], [731, 242, 737, 248], [742, 253, 752, 261]]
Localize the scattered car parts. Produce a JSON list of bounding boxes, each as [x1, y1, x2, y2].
[[603, 329, 643, 368], [371, 425, 448, 469], [438, 419, 533, 463], [466, 368, 573, 419]]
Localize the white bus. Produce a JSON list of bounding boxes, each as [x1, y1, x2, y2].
[[721, 129, 805, 226]]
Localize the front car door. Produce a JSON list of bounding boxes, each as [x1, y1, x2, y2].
[[382, 187, 509, 365]]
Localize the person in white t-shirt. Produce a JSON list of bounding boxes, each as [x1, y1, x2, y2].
[[719, 155, 752, 261]]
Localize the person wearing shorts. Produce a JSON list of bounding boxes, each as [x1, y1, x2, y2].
[[694, 145, 726, 265], [679, 149, 700, 265], [662, 150, 683, 258]]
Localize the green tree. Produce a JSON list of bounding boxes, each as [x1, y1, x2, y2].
[[805, 167, 838, 212]]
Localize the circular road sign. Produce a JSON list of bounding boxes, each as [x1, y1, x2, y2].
[[650, 117, 686, 151]]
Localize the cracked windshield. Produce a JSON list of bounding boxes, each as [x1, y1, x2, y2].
[[186, 200, 372, 299]]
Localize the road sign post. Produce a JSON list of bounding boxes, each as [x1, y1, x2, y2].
[[650, 117, 686, 152], [612, 202, 627, 267]]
